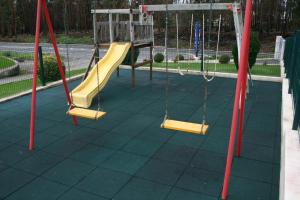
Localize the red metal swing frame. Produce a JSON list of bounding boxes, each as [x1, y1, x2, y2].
[[29, 0, 77, 151], [29, 0, 253, 199], [222, 0, 253, 199]]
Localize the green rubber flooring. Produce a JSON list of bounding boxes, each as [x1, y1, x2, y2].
[[0, 69, 281, 200]]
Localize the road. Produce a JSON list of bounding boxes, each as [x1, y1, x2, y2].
[[0, 42, 197, 69], [0, 42, 97, 71]]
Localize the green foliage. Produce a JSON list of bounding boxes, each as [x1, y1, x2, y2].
[[122, 48, 140, 65], [39, 55, 65, 82], [154, 53, 164, 63], [151, 62, 280, 77], [218, 54, 230, 64], [0, 79, 40, 99], [57, 34, 93, 44], [174, 54, 184, 62], [232, 32, 261, 70], [0, 56, 15, 69], [3, 51, 11, 57], [297, 0, 300, 15], [0, 51, 33, 61]]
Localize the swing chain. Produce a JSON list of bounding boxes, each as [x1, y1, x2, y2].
[[187, 14, 194, 73], [201, 14, 221, 82], [175, 12, 182, 75], [94, 0, 103, 119], [63, 0, 75, 111], [163, 3, 169, 122]]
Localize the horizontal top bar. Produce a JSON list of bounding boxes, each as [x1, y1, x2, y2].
[[140, 3, 240, 12], [91, 9, 140, 14]]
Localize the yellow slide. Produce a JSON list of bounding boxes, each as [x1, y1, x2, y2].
[[70, 42, 131, 108]]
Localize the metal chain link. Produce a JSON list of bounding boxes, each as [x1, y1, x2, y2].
[[164, 3, 169, 122], [63, 0, 74, 110], [187, 14, 194, 73]]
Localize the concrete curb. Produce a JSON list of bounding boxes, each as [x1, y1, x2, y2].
[[0, 57, 20, 78], [121, 65, 282, 83], [280, 78, 300, 200], [279, 61, 300, 200]]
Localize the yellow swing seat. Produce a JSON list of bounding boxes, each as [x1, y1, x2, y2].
[[67, 107, 106, 120], [161, 119, 208, 135]]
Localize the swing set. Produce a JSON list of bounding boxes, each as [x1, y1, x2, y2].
[[161, 4, 222, 135], [29, 0, 253, 199]]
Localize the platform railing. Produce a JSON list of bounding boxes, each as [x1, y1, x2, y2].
[[96, 21, 153, 44]]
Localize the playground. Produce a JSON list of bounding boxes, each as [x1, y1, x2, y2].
[[0, 0, 299, 200], [0, 69, 281, 200]]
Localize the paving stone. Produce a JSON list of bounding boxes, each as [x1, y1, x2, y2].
[[71, 144, 115, 166], [154, 143, 197, 165], [75, 167, 131, 198], [14, 150, 64, 175], [43, 158, 94, 186], [100, 151, 148, 175], [166, 187, 217, 200], [5, 177, 68, 200], [0, 168, 35, 199], [58, 188, 107, 200], [114, 177, 171, 200], [176, 167, 223, 197], [136, 158, 185, 185]]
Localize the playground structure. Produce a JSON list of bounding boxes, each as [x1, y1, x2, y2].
[[28, 1, 253, 200], [67, 42, 131, 119], [91, 6, 154, 87]]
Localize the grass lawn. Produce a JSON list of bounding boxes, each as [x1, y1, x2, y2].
[[152, 62, 280, 77], [0, 68, 86, 99], [0, 56, 15, 70], [67, 68, 86, 77], [0, 51, 66, 61], [0, 79, 40, 99], [0, 61, 280, 100], [0, 51, 33, 61]]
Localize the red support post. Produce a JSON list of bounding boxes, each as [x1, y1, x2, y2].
[[29, 0, 77, 150], [29, 0, 43, 151], [221, 0, 253, 199], [42, 0, 78, 125]]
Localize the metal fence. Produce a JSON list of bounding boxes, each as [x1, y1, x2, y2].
[[0, 41, 280, 100], [0, 43, 95, 99], [137, 46, 280, 76], [284, 30, 300, 130]]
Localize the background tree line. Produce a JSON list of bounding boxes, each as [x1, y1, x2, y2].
[[0, 0, 299, 38]]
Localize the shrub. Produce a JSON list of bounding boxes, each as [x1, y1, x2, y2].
[[39, 55, 65, 82], [122, 48, 140, 65], [219, 55, 230, 64], [154, 53, 164, 63], [174, 54, 184, 62], [3, 51, 12, 57], [210, 55, 217, 60], [232, 32, 261, 70]]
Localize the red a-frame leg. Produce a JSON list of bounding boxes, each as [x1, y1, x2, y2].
[[29, 0, 77, 151], [221, 0, 253, 199]]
